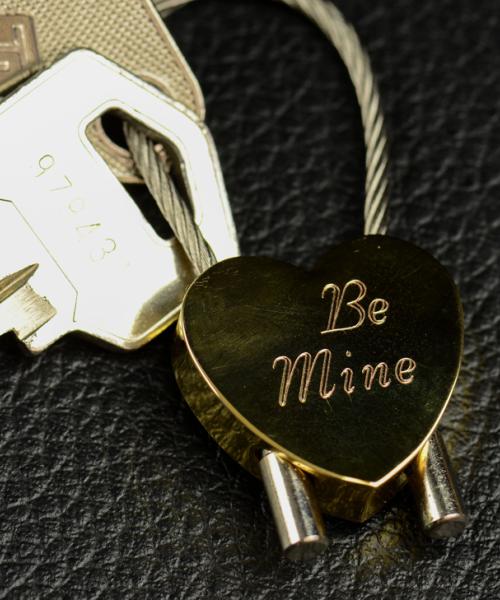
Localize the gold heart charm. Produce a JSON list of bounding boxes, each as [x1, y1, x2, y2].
[[173, 236, 463, 521]]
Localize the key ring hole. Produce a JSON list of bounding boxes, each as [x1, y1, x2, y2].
[[87, 110, 175, 242], [100, 111, 128, 151]]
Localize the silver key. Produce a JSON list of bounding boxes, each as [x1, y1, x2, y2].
[[0, 50, 238, 353]]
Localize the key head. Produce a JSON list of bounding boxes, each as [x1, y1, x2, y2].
[[0, 0, 204, 182], [173, 236, 463, 522], [0, 50, 238, 352]]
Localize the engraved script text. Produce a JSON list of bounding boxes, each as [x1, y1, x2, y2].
[[273, 279, 417, 407]]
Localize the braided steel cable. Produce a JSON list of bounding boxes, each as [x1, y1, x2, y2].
[[152, 0, 390, 238], [125, 0, 391, 274], [124, 124, 216, 274]]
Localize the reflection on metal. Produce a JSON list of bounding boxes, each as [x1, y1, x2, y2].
[[260, 450, 328, 560], [408, 431, 467, 538]]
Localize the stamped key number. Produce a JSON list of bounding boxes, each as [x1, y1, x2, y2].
[[35, 154, 117, 262]]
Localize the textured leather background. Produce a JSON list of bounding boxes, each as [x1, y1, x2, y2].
[[0, 0, 499, 597]]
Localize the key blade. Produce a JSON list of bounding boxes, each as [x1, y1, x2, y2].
[[0, 265, 56, 341], [0, 264, 39, 303]]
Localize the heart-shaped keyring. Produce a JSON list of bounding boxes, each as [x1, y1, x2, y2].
[[174, 236, 463, 521], [159, 0, 467, 558]]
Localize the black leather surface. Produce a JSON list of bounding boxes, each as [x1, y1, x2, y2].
[[1, 0, 499, 597]]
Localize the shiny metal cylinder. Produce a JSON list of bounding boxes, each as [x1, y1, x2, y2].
[[408, 431, 467, 539], [259, 450, 328, 560]]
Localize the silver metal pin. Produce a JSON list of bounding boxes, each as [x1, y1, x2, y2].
[[407, 430, 467, 539], [259, 450, 328, 560]]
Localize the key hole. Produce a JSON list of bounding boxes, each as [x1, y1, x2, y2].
[[101, 111, 127, 151], [90, 111, 174, 241]]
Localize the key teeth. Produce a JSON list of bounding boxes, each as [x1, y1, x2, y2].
[[13, 284, 57, 341], [0, 264, 57, 341]]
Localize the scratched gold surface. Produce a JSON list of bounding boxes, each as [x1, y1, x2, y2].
[[173, 236, 464, 521]]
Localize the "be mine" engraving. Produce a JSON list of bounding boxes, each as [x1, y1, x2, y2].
[[273, 279, 417, 408]]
